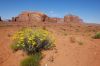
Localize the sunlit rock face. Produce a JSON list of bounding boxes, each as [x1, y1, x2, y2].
[[64, 15, 83, 23], [12, 11, 48, 22], [12, 11, 83, 24], [45, 17, 64, 23], [45, 17, 58, 22]]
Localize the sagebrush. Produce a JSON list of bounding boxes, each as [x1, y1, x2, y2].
[[11, 28, 54, 54]]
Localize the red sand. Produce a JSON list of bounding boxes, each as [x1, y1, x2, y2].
[[0, 21, 100, 66]]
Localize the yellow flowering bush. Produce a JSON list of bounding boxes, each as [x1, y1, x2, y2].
[[11, 28, 54, 54]]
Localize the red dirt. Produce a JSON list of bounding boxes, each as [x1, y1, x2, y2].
[[0, 21, 100, 66]]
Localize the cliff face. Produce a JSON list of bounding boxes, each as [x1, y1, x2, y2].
[[11, 11, 83, 24], [12, 11, 48, 22], [64, 15, 83, 24]]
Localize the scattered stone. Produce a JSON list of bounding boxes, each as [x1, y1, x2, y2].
[[8, 33, 12, 37], [45, 64, 48, 66], [48, 56, 54, 62]]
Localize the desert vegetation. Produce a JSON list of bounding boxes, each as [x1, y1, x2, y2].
[[11, 28, 54, 66], [93, 32, 100, 39], [20, 52, 42, 66]]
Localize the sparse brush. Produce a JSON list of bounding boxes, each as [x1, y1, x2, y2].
[[11, 28, 55, 66], [42, 26, 47, 30], [64, 32, 67, 36], [11, 28, 54, 54], [11, 43, 19, 52], [20, 52, 42, 66], [78, 41, 83, 45], [92, 32, 100, 39]]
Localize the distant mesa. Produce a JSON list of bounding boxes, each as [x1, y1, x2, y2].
[[12, 11, 48, 22], [64, 14, 83, 23], [11, 11, 83, 24]]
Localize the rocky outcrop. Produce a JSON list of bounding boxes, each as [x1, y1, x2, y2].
[[11, 11, 83, 24], [0, 16, 2, 21], [57, 18, 64, 23], [64, 15, 83, 23], [45, 17, 64, 23], [45, 17, 57, 22], [12, 11, 48, 22], [12, 17, 16, 22]]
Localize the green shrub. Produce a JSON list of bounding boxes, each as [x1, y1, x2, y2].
[[11, 43, 19, 51], [93, 32, 100, 39], [11, 28, 54, 54], [20, 52, 42, 66]]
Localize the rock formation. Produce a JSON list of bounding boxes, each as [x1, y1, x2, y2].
[[64, 14, 83, 23], [12, 11, 48, 22], [11, 11, 83, 24], [45, 17, 64, 23], [12, 17, 16, 22], [57, 18, 64, 23], [45, 17, 57, 22]]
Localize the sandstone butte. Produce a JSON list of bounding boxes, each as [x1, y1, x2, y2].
[[11, 11, 83, 24]]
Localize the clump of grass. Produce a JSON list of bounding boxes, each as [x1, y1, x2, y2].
[[42, 26, 47, 30], [64, 32, 67, 36], [20, 52, 42, 66], [92, 32, 100, 39], [78, 41, 83, 45], [11, 43, 19, 52]]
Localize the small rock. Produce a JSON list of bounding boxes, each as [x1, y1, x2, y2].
[[48, 56, 54, 62], [45, 64, 48, 66]]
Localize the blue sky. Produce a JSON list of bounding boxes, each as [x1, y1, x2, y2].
[[0, 0, 100, 23]]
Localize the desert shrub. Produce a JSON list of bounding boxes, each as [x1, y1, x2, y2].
[[11, 43, 19, 51], [20, 52, 42, 66], [63, 32, 67, 36], [11, 28, 54, 54], [93, 32, 100, 39], [77, 41, 83, 45]]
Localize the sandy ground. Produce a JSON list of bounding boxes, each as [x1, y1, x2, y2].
[[0, 22, 100, 66]]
